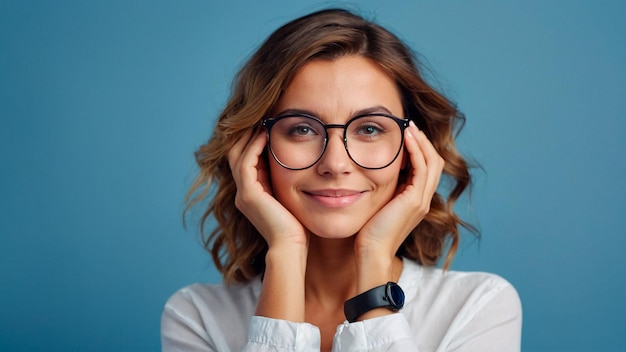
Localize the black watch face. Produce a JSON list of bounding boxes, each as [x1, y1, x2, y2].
[[388, 283, 405, 309]]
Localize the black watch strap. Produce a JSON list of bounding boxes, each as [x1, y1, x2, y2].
[[343, 282, 405, 323]]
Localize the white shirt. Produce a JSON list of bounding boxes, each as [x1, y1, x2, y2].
[[161, 258, 522, 351]]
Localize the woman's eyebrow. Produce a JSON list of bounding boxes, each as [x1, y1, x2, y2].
[[273, 108, 318, 117], [352, 105, 394, 116], [274, 106, 394, 119]]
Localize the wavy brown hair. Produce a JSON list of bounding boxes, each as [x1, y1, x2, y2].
[[187, 8, 476, 284]]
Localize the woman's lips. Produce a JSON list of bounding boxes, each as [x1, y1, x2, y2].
[[304, 189, 364, 208]]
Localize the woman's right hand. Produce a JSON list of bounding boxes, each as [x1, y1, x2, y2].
[[228, 128, 308, 321], [227, 129, 309, 249]]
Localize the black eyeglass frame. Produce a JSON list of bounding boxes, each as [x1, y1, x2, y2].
[[262, 112, 410, 170]]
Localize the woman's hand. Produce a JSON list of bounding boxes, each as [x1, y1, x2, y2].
[[354, 120, 445, 299], [228, 129, 309, 249], [228, 128, 308, 321]]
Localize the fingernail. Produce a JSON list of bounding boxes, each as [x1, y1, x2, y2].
[[409, 120, 418, 129]]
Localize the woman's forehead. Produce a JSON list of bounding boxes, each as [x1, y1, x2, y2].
[[272, 56, 403, 122]]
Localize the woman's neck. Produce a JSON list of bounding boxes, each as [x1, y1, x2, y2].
[[304, 236, 357, 307]]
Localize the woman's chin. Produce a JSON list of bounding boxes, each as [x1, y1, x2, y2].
[[310, 232, 356, 241], [305, 223, 362, 240]]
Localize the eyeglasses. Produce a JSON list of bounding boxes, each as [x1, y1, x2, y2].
[[262, 113, 409, 170]]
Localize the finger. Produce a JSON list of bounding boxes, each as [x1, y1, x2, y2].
[[234, 131, 268, 187], [228, 129, 253, 172], [403, 121, 428, 194], [411, 124, 445, 201], [239, 131, 267, 167]]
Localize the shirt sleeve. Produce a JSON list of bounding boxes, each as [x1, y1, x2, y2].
[[445, 282, 522, 352], [245, 314, 417, 352], [332, 314, 419, 351], [161, 297, 219, 352], [245, 316, 321, 351]]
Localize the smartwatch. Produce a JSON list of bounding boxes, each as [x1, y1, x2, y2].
[[343, 282, 405, 323]]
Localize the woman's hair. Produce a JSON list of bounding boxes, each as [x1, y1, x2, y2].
[[187, 8, 475, 284]]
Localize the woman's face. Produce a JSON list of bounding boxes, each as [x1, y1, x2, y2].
[[268, 55, 405, 239]]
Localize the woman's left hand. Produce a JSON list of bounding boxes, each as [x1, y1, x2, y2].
[[354, 120, 445, 293]]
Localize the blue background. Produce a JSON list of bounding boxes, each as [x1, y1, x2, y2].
[[1, 1, 625, 351]]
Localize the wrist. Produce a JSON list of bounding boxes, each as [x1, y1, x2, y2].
[[265, 244, 308, 276], [355, 251, 396, 294], [256, 245, 308, 321]]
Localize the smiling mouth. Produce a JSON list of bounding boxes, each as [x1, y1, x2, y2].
[[303, 189, 364, 207]]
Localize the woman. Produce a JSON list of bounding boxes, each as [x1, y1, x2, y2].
[[162, 8, 522, 351]]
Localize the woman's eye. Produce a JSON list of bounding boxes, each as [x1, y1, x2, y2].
[[288, 124, 317, 136], [356, 124, 383, 135]]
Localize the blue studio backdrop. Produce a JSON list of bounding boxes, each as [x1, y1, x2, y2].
[[1, 1, 625, 351]]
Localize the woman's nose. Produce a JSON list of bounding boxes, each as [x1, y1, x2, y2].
[[315, 131, 354, 176]]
